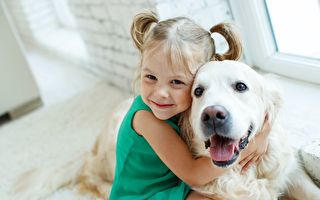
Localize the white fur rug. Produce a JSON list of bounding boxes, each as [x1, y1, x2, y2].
[[0, 82, 128, 200]]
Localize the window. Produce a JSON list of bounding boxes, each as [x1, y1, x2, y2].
[[265, 0, 320, 60], [229, 0, 320, 84]]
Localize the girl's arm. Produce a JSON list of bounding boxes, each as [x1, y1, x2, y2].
[[133, 110, 229, 187]]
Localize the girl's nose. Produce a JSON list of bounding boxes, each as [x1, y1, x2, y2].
[[154, 85, 170, 98]]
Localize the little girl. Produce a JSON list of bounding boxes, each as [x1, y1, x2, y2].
[[109, 11, 270, 200]]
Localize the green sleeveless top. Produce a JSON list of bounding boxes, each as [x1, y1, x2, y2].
[[109, 96, 190, 200]]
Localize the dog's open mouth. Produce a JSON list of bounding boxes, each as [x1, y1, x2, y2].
[[205, 135, 240, 167], [205, 125, 253, 167]]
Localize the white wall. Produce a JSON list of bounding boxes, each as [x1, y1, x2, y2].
[[0, 2, 40, 116], [4, 0, 60, 45]]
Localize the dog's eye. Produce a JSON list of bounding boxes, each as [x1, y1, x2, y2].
[[194, 86, 204, 97], [234, 82, 248, 92]]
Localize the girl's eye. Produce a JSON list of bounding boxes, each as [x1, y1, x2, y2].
[[145, 75, 157, 80], [171, 79, 185, 85], [234, 82, 248, 92]]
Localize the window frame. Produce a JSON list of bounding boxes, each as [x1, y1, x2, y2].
[[229, 0, 320, 84]]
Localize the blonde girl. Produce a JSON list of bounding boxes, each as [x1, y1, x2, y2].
[[109, 11, 270, 200]]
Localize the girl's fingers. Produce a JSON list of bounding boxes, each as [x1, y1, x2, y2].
[[256, 156, 263, 164], [239, 152, 255, 166], [242, 155, 259, 173], [241, 160, 253, 173]]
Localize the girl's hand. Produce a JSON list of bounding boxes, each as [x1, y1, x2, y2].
[[238, 116, 271, 173]]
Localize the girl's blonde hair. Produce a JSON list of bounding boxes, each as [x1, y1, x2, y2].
[[130, 11, 242, 92]]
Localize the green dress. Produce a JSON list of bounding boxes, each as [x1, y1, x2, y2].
[[109, 96, 190, 200]]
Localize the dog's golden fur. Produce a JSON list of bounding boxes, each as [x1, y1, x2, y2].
[[12, 61, 320, 200]]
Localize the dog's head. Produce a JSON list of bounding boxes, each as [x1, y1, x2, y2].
[[189, 61, 282, 167]]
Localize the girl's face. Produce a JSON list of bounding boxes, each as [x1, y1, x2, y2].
[[140, 49, 194, 120]]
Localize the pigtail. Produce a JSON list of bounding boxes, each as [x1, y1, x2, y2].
[[130, 11, 159, 52], [210, 23, 242, 61]]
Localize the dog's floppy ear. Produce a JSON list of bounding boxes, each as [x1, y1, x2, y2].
[[178, 109, 193, 148], [262, 79, 283, 126], [179, 109, 205, 157]]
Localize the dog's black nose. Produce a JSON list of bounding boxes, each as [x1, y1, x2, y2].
[[201, 105, 229, 129]]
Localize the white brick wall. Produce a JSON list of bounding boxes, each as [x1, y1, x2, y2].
[[156, 0, 233, 54], [156, 0, 232, 30]]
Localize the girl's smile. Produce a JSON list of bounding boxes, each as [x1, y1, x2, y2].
[[150, 100, 175, 109]]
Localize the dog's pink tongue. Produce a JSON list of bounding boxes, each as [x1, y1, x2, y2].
[[209, 136, 235, 161]]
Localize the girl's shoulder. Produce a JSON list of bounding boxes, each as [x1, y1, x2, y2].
[[130, 95, 152, 113], [118, 95, 153, 138], [119, 95, 180, 140], [130, 96, 159, 136]]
